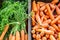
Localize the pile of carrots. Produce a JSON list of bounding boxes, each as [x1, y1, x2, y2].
[[0, 24, 28, 40], [31, 0, 60, 40]]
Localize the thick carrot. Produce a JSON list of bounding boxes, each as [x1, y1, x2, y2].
[[0, 24, 9, 40], [46, 4, 54, 20], [11, 35, 15, 40], [32, 11, 36, 26], [50, 35, 56, 40], [42, 37, 47, 40], [56, 6, 60, 15], [25, 34, 28, 40], [32, 0, 37, 11], [16, 31, 20, 40], [51, 0, 59, 4], [21, 30, 24, 40], [51, 15, 60, 25], [9, 33, 13, 40]]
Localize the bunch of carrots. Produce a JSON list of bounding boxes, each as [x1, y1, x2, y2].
[[31, 0, 60, 40]]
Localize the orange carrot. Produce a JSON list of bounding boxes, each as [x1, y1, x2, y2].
[[9, 33, 13, 40], [58, 24, 60, 28], [32, 11, 36, 26], [51, 0, 59, 4], [49, 26, 55, 31], [16, 31, 20, 40], [54, 34, 57, 38], [56, 6, 60, 15], [58, 20, 60, 24], [32, 0, 37, 11], [46, 4, 54, 20], [40, 31, 45, 37], [42, 37, 47, 40], [50, 35, 56, 40], [37, 2, 40, 10], [45, 34, 50, 38], [58, 32, 60, 40], [49, 4, 55, 9], [36, 34, 41, 40], [36, 11, 42, 25], [25, 34, 28, 40], [52, 24, 60, 31], [11, 35, 15, 40], [51, 15, 60, 25], [32, 34, 36, 38], [31, 30, 35, 34], [0, 24, 9, 40], [21, 30, 24, 40], [40, 5, 46, 11], [39, 2, 45, 7]]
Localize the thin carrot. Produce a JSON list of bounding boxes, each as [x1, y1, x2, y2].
[[21, 30, 24, 40], [25, 34, 28, 40], [51, 15, 60, 25], [56, 6, 60, 15], [50, 35, 56, 40], [0, 24, 9, 40], [16, 31, 20, 40], [11, 35, 15, 40], [46, 4, 54, 20], [9, 33, 13, 40], [32, 0, 37, 11]]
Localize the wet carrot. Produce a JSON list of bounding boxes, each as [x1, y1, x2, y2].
[[50, 35, 56, 40], [9, 33, 13, 40], [21, 30, 24, 40], [51, 15, 60, 25], [11, 35, 15, 40], [25, 34, 28, 40], [46, 4, 54, 20], [16, 31, 20, 40], [0, 24, 9, 40], [32, 0, 37, 11], [56, 6, 60, 15]]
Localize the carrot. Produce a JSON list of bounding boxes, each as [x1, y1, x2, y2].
[[40, 11, 45, 17], [40, 31, 45, 37], [48, 26, 55, 31], [58, 24, 60, 28], [40, 5, 46, 11], [56, 6, 60, 15], [31, 30, 35, 34], [9, 33, 13, 40], [58, 20, 60, 24], [25, 34, 28, 40], [32, 0, 37, 11], [32, 11, 36, 26], [54, 34, 57, 38], [32, 34, 36, 38], [51, 0, 59, 4], [46, 4, 54, 20], [37, 2, 40, 10], [51, 15, 60, 25], [58, 32, 60, 40], [39, 2, 45, 7], [11, 35, 15, 40], [42, 37, 47, 40], [21, 30, 25, 40], [50, 35, 56, 40], [16, 31, 20, 40], [6, 38, 8, 40], [45, 34, 50, 38], [58, 3, 60, 8], [0, 24, 9, 40], [36, 34, 41, 40], [36, 11, 42, 25], [52, 24, 60, 31], [49, 4, 55, 9]]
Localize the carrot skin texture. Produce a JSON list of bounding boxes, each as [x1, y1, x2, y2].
[[0, 24, 9, 40], [25, 34, 28, 40], [11, 35, 15, 40], [9, 34, 13, 40]]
